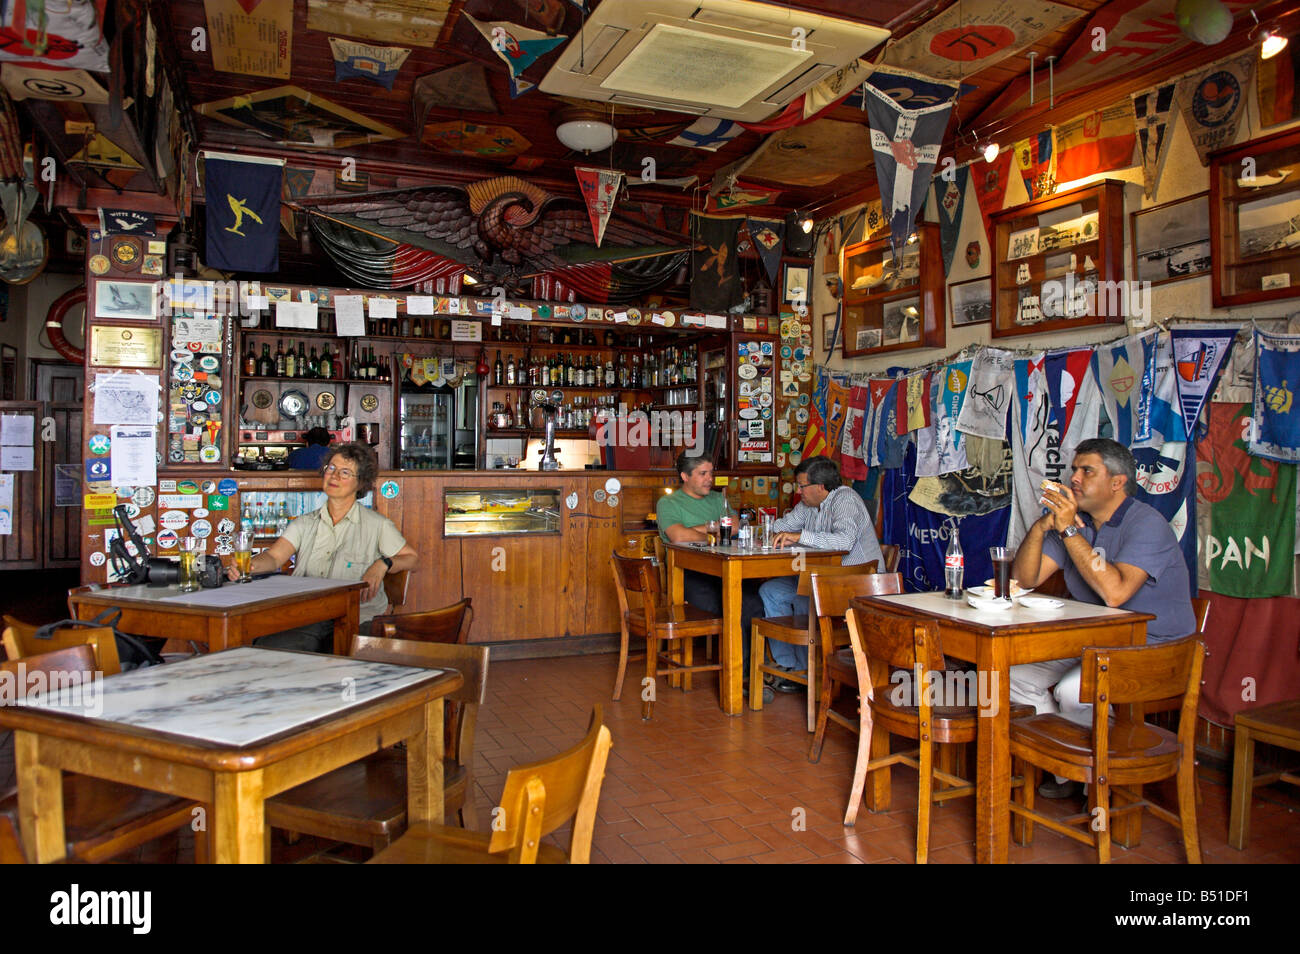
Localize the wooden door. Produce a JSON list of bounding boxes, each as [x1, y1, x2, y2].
[[44, 402, 82, 566], [0, 401, 43, 568]]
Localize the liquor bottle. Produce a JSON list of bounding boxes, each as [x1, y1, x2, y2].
[[494, 350, 503, 386], [298, 341, 309, 377], [504, 395, 514, 428], [369, 347, 379, 380], [605, 360, 614, 387], [274, 340, 286, 377], [308, 346, 320, 378], [284, 341, 297, 378], [586, 355, 596, 387], [944, 521, 964, 599], [244, 343, 257, 376], [277, 502, 290, 534], [257, 343, 274, 377], [320, 344, 333, 380], [506, 353, 516, 385], [254, 501, 265, 535]]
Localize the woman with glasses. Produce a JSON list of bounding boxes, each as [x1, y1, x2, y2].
[[227, 442, 418, 652]]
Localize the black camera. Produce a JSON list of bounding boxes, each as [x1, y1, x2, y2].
[[196, 555, 225, 588], [109, 505, 222, 588]]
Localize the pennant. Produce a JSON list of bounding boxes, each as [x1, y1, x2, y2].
[[1132, 83, 1177, 200], [871, 379, 910, 470], [936, 165, 969, 275], [804, 58, 871, 118], [863, 378, 890, 468], [823, 376, 852, 461], [1093, 333, 1157, 447], [1197, 402, 1296, 598], [864, 82, 953, 260], [203, 155, 284, 272], [974, 149, 1014, 249], [906, 372, 931, 433], [1177, 53, 1256, 165], [864, 198, 888, 240], [1249, 329, 1300, 463], [689, 214, 741, 312], [1054, 100, 1137, 184], [1132, 441, 1198, 596], [0, 63, 107, 102], [574, 166, 623, 248], [1013, 130, 1056, 201], [935, 364, 971, 475], [1257, 37, 1300, 128], [1008, 354, 1050, 548], [98, 209, 155, 235], [668, 118, 744, 151], [1133, 332, 1188, 449], [329, 37, 410, 89], [862, 67, 961, 111], [745, 217, 784, 284], [464, 13, 566, 88], [412, 64, 497, 129], [705, 181, 781, 212], [1172, 326, 1236, 437], [955, 347, 1015, 440], [840, 385, 871, 480]]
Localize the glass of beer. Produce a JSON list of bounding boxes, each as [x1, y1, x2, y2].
[[705, 520, 718, 546], [178, 537, 202, 592], [234, 532, 254, 583], [989, 546, 1013, 600]]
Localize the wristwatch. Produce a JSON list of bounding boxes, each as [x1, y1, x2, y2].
[[1060, 525, 1080, 539], [380, 555, 393, 571]]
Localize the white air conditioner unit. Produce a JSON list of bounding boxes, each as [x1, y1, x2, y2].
[[539, 0, 890, 123]]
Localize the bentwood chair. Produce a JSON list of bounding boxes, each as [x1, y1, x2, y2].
[[381, 569, 411, 615], [842, 600, 1033, 863], [749, 562, 877, 730], [610, 551, 722, 719], [1010, 638, 1206, 864], [368, 706, 613, 864], [879, 544, 900, 573], [0, 642, 206, 863], [806, 571, 903, 762], [367, 594, 469, 642], [2, 615, 122, 674], [265, 637, 490, 854]]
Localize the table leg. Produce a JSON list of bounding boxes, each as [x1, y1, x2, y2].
[[720, 562, 742, 715], [15, 732, 65, 864], [212, 770, 266, 864], [1227, 723, 1254, 850], [1111, 620, 1148, 849], [407, 698, 446, 824], [975, 641, 1011, 864]]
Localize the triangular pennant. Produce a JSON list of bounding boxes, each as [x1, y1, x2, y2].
[[464, 14, 567, 80], [574, 166, 623, 247], [974, 149, 1014, 249], [746, 217, 784, 284], [668, 118, 744, 151], [1172, 327, 1236, 437], [1132, 83, 1177, 200], [936, 164, 968, 274], [1176, 52, 1256, 165]]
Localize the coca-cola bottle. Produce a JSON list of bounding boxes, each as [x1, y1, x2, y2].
[[944, 520, 964, 599]]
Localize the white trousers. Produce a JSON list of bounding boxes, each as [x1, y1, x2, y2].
[[1008, 658, 1092, 727]]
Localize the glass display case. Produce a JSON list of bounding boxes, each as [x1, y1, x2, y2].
[[399, 386, 455, 470], [443, 488, 562, 536], [840, 222, 944, 357]]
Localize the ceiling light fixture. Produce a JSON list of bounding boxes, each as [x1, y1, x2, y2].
[[800, 216, 814, 234], [1263, 28, 1289, 58], [983, 141, 1000, 163], [553, 108, 619, 153]]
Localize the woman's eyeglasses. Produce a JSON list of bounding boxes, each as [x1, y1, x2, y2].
[[324, 464, 357, 480]]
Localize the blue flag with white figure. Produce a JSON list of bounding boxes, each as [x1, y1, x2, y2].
[[204, 156, 282, 273], [1250, 329, 1300, 463]]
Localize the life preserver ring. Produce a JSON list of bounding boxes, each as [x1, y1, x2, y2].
[[46, 286, 86, 363]]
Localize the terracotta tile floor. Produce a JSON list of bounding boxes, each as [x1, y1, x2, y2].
[[124, 651, 1299, 863]]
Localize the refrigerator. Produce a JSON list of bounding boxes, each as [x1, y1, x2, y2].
[[398, 385, 455, 470]]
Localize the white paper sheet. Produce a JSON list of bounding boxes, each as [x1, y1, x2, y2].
[[93, 373, 159, 426], [406, 295, 434, 315], [368, 297, 397, 319], [0, 413, 34, 446], [0, 446, 33, 470], [0, 474, 12, 534], [109, 425, 157, 487], [172, 317, 222, 349], [333, 295, 365, 336], [275, 300, 318, 329]]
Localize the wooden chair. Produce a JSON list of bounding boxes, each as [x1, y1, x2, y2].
[[0, 814, 23, 864], [749, 561, 877, 731], [0, 643, 206, 863], [368, 705, 613, 864], [367, 596, 472, 643], [382, 569, 411, 614], [3, 616, 122, 675], [1227, 697, 1300, 850], [265, 637, 490, 854], [806, 571, 903, 762], [841, 600, 1033, 863], [879, 543, 900, 573], [1009, 638, 1206, 864]]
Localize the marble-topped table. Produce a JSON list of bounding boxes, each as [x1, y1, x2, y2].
[[68, 575, 365, 655], [0, 647, 463, 863]]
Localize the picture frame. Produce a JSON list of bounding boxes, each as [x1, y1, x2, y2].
[[822, 310, 838, 352], [1, 344, 15, 400], [783, 264, 811, 305], [1130, 191, 1211, 286], [949, 277, 992, 327], [93, 279, 157, 321]]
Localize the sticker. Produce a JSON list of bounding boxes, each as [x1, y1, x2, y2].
[[607, 494, 619, 508], [217, 518, 236, 534], [173, 364, 194, 382], [777, 453, 787, 467], [88, 254, 110, 275], [199, 446, 221, 463], [170, 350, 194, 364], [737, 363, 757, 380], [159, 494, 202, 508], [626, 308, 641, 325], [781, 345, 792, 358], [761, 408, 772, 419], [604, 477, 621, 496], [761, 342, 773, 355], [380, 480, 399, 499], [193, 508, 210, 519], [156, 530, 179, 550], [88, 434, 110, 455], [593, 488, 607, 503], [190, 519, 213, 539], [208, 494, 229, 510], [746, 341, 760, 353], [201, 480, 217, 494], [759, 393, 773, 407], [169, 449, 185, 462], [84, 492, 116, 509], [198, 355, 220, 372], [739, 407, 758, 419], [121, 502, 140, 520], [741, 479, 752, 490], [214, 534, 233, 548], [790, 438, 801, 451], [789, 452, 802, 466], [747, 420, 766, 437], [142, 254, 164, 276], [793, 348, 805, 361], [86, 459, 110, 482], [159, 509, 188, 530], [572, 304, 586, 320], [204, 390, 222, 406], [177, 480, 200, 494], [798, 394, 810, 407], [214, 540, 234, 557], [160, 480, 177, 492], [218, 478, 238, 496], [131, 486, 155, 508], [89, 551, 106, 567]]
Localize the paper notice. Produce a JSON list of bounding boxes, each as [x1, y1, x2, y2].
[[93, 373, 159, 426], [704, 314, 728, 329], [109, 425, 158, 487], [275, 300, 318, 329], [0, 446, 33, 470], [0, 473, 12, 534], [406, 296, 435, 315], [368, 297, 397, 319], [1, 413, 34, 445], [333, 295, 365, 336]]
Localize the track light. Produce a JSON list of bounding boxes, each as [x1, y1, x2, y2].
[[983, 141, 1000, 163], [1263, 29, 1288, 59], [799, 216, 814, 234]]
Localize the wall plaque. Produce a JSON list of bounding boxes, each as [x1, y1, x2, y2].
[[90, 325, 163, 368]]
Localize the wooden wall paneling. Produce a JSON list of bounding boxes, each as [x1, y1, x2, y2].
[[562, 477, 591, 638], [377, 473, 463, 615], [45, 403, 83, 566], [0, 401, 43, 568], [459, 532, 564, 641], [583, 475, 675, 636]]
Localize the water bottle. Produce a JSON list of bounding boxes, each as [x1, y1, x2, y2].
[[944, 520, 964, 599], [738, 513, 751, 548]]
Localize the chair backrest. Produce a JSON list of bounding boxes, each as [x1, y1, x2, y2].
[[382, 570, 411, 611], [370, 597, 473, 645], [487, 705, 613, 863], [610, 550, 661, 621], [650, 535, 668, 592], [350, 635, 489, 764], [2, 619, 121, 675], [846, 599, 946, 688], [795, 561, 875, 597], [0, 644, 99, 702], [879, 544, 900, 573], [812, 572, 904, 657], [1191, 597, 1210, 634]]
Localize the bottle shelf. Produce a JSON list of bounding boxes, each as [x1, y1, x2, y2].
[[239, 375, 384, 385]]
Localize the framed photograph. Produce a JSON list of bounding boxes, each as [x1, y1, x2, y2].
[[93, 279, 157, 321], [1130, 192, 1211, 286], [949, 277, 992, 327], [822, 310, 838, 351], [783, 264, 810, 305], [881, 296, 921, 345]]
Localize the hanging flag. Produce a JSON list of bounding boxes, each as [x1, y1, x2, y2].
[[936, 165, 968, 275], [1197, 402, 1296, 598], [906, 371, 931, 434], [412, 64, 497, 130], [1013, 129, 1057, 200], [1132, 441, 1198, 596], [328, 37, 410, 89], [1132, 332, 1188, 449], [203, 154, 283, 273], [934, 365, 970, 476], [1257, 38, 1300, 128], [840, 384, 871, 480], [1044, 349, 1095, 442], [1007, 354, 1050, 547], [864, 198, 888, 239], [823, 375, 852, 461], [668, 118, 744, 151], [1093, 333, 1156, 447], [1132, 83, 1177, 199], [689, 214, 741, 312], [955, 347, 1015, 440], [705, 181, 781, 212], [863, 81, 953, 260], [974, 149, 1014, 249], [98, 209, 155, 235], [745, 217, 784, 284], [915, 375, 943, 479], [1177, 52, 1256, 165], [574, 166, 623, 247], [0, 0, 110, 71], [1054, 100, 1137, 183], [464, 13, 566, 97], [1249, 329, 1300, 463], [866, 378, 902, 469], [1172, 326, 1236, 437]]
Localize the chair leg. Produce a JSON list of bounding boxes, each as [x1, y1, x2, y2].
[[1015, 763, 1037, 846], [460, 783, 479, 831], [683, 637, 694, 692], [916, 736, 933, 864], [195, 821, 210, 865], [612, 626, 630, 701], [808, 676, 835, 763], [805, 641, 817, 733], [936, 745, 954, 798], [1095, 780, 1111, 865], [843, 707, 874, 827], [642, 636, 658, 720], [749, 628, 764, 711], [1177, 755, 1202, 864]]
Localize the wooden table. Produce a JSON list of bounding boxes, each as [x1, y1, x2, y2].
[[69, 576, 365, 655], [856, 591, 1152, 864], [664, 542, 847, 715], [1228, 698, 1300, 849], [0, 647, 462, 863]]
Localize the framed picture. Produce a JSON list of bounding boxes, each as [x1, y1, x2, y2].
[[1, 344, 15, 400], [822, 310, 838, 351], [783, 264, 811, 305], [1130, 192, 1211, 286], [93, 279, 157, 321], [949, 277, 992, 327]]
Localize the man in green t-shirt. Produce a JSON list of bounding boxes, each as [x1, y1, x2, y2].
[[656, 452, 768, 699]]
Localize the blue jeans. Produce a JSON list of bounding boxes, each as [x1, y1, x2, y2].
[[758, 576, 809, 670]]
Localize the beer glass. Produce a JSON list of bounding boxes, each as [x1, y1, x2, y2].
[[234, 532, 254, 583], [760, 513, 775, 549], [705, 520, 718, 546], [179, 537, 202, 593]]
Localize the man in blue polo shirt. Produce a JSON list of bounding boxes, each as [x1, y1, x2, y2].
[[1009, 438, 1195, 798]]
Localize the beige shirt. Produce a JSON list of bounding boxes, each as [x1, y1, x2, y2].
[[281, 500, 406, 623]]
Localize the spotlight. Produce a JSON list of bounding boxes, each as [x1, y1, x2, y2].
[[983, 141, 1000, 163], [799, 216, 814, 234], [1262, 29, 1288, 59]]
